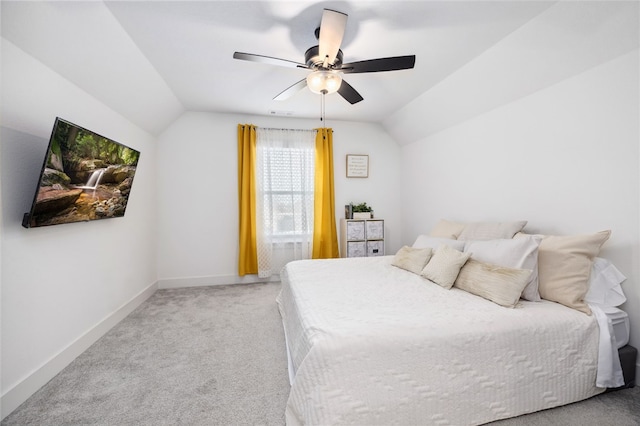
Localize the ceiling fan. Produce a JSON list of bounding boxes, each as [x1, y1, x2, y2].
[[233, 8, 416, 104]]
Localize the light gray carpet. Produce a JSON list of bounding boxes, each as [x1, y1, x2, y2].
[[3, 282, 639, 425], [2, 283, 290, 425]]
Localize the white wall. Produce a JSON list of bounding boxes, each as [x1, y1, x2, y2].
[[399, 49, 640, 380], [0, 39, 159, 417], [155, 112, 402, 287]]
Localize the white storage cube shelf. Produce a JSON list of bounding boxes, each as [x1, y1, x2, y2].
[[340, 219, 385, 258]]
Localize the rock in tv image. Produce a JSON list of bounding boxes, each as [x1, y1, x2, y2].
[[23, 117, 141, 228]]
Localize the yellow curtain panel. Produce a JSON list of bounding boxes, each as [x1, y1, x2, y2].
[[237, 124, 258, 276], [313, 128, 340, 259]]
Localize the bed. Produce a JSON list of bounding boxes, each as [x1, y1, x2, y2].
[[276, 225, 627, 425]]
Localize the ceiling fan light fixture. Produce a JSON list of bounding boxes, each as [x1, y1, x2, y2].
[[306, 70, 342, 95], [234, 8, 415, 104]]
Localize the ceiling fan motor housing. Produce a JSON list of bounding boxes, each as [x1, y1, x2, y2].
[[305, 45, 343, 69]]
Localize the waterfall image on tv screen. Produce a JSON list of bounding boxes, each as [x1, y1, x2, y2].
[[23, 118, 141, 228]]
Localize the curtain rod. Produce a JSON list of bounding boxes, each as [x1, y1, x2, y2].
[[258, 127, 316, 132], [239, 124, 332, 133]]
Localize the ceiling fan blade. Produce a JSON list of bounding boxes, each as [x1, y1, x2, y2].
[[337, 79, 363, 104], [341, 55, 416, 74], [319, 9, 348, 65], [233, 52, 307, 69], [273, 79, 307, 101]]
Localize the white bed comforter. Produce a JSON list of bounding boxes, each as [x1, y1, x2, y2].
[[277, 256, 604, 425]]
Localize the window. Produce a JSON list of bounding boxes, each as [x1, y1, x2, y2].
[[258, 144, 314, 241], [255, 128, 316, 277]]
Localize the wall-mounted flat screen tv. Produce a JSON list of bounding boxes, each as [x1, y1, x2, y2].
[[22, 117, 141, 228]]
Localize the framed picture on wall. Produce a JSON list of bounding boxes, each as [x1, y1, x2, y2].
[[346, 154, 369, 178]]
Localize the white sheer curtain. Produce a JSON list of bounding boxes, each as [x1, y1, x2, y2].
[[255, 128, 316, 278]]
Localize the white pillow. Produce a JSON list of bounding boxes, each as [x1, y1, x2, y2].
[[457, 221, 527, 241], [584, 257, 626, 307], [421, 244, 471, 289], [464, 236, 542, 302], [412, 235, 465, 252]]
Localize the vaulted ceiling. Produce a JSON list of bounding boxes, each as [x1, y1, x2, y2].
[[2, 1, 638, 144]]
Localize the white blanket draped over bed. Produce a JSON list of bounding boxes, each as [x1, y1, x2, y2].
[[277, 256, 604, 426]]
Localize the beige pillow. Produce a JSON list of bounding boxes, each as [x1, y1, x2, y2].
[[536, 230, 611, 315], [457, 221, 528, 241], [391, 246, 433, 275], [429, 219, 465, 239], [421, 244, 471, 289], [454, 259, 532, 308], [412, 235, 465, 251]]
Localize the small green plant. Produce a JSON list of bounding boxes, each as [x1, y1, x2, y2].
[[351, 202, 372, 213]]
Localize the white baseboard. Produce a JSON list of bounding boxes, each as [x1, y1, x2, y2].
[[0, 281, 158, 421], [157, 274, 279, 289]]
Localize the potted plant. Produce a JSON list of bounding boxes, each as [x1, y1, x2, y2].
[[351, 202, 373, 219]]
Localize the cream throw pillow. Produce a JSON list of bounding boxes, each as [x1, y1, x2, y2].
[[454, 259, 532, 308], [429, 219, 465, 239], [457, 221, 527, 241], [535, 230, 611, 315], [391, 246, 433, 275], [421, 244, 471, 289]]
